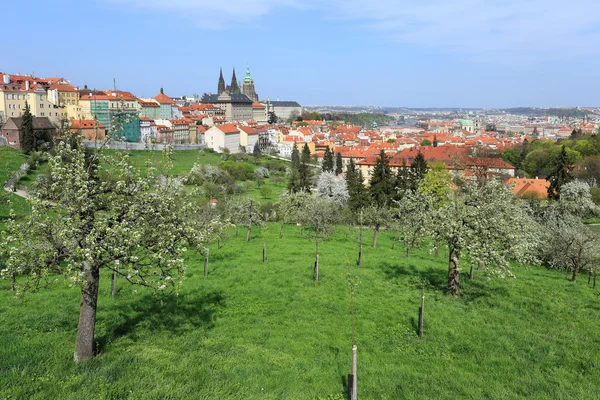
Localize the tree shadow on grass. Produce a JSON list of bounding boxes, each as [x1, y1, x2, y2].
[[380, 262, 446, 291], [96, 290, 224, 353], [460, 276, 509, 303]]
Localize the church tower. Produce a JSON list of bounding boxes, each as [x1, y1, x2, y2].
[[229, 68, 240, 94], [242, 66, 259, 102], [218, 68, 225, 95]]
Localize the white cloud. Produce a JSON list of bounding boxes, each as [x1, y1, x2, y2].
[[107, 0, 304, 29], [329, 0, 600, 62], [106, 0, 600, 61]]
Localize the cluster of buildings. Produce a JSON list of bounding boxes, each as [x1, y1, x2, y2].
[[0, 68, 302, 151]]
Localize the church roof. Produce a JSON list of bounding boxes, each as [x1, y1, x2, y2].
[[268, 101, 301, 107], [201, 93, 253, 104]]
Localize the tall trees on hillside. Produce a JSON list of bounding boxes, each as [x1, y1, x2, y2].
[[409, 152, 428, 191], [299, 143, 313, 192], [346, 158, 369, 212], [322, 146, 334, 173], [369, 150, 394, 208], [335, 152, 343, 175], [20, 102, 35, 154], [0, 142, 222, 361], [287, 143, 301, 193], [547, 145, 574, 200]]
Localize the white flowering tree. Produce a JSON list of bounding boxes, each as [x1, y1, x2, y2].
[[395, 190, 435, 257], [0, 142, 222, 362], [317, 171, 349, 208], [278, 190, 311, 238], [429, 180, 538, 296], [226, 197, 264, 242], [298, 196, 339, 281], [539, 206, 600, 282], [557, 180, 598, 217]]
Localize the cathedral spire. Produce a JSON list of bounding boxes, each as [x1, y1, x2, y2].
[[230, 68, 240, 94], [218, 68, 225, 94]]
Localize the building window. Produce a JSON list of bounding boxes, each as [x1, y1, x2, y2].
[[12, 94, 15, 99], [40, 104, 44, 108], [41, 112, 45, 116]]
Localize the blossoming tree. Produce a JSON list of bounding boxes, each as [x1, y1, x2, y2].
[[1, 141, 222, 362]]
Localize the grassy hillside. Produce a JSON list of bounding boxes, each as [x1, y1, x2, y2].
[[1, 225, 599, 399]]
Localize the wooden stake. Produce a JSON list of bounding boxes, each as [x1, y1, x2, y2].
[[262, 242, 266, 263], [314, 253, 319, 282], [111, 266, 118, 297], [351, 344, 357, 400], [418, 294, 424, 337], [204, 249, 209, 277]]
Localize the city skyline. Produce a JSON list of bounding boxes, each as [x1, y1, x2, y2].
[[3, 0, 600, 108]]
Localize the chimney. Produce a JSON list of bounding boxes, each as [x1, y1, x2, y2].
[[160, 87, 164, 94], [25, 81, 30, 91]]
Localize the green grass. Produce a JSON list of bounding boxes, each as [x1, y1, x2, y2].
[[1, 225, 599, 399]]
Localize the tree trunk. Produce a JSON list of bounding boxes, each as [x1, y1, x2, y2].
[[74, 262, 99, 362], [571, 266, 580, 282], [478, 260, 485, 271], [392, 241, 395, 250], [279, 222, 284, 239], [262, 242, 266, 263], [204, 249, 209, 277], [217, 237, 221, 249], [314, 253, 319, 282], [594, 271, 597, 288], [447, 248, 460, 296], [246, 222, 251, 242], [10, 272, 15, 292], [111, 266, 117, 297], [372, 224, 379, 248], [589, 271, 592, 285], [406, 242, 410, 258], [434, 239, 439, 258], [469, 265, 474, 280]]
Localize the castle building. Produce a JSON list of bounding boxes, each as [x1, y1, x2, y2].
[[242, 66, 259, 102]]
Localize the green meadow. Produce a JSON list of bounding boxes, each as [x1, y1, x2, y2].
[[1, 225, 599, 399]]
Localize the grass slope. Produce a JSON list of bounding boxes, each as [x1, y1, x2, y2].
[[1, 225, 599, 399]]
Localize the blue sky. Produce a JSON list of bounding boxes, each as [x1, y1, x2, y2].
[[4, 0, 600, 108]]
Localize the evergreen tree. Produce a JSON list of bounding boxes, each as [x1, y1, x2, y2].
[[346, 158, 369, 212], [409, 152, 428, 191], [291, 142, 300, 168], [268, 111, 278, 124], [335, 151, 343, 175], [547, 145, 573, 200], [433, 134, 438, 147], [369, 150, 394, 207], [20, 102, 35, 154], [252, 143, 261, 159], [287, 142, 301, 193], [322, 146, 334, 172], [298, 143, 313, 192], [394, 159, 411, 200], [532, 127, 539, 141]]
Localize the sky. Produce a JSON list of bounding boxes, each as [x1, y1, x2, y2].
[[3, 0, 600, 108]]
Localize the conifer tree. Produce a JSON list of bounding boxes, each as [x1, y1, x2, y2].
[[291, 142, 300, 168], [547, 145, 573, 200], [346, 158, 369, 212], [335, 151, 343, 175], [322, 146, 334, 173], [394, 159, 410, 200], [409, 152, 428, 191], [299, 143, 313, 192], [433, 134, 438, 147], [20, 102, 35, 154], [369, 150, 394, 208], [287, 142, 301, 193]]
